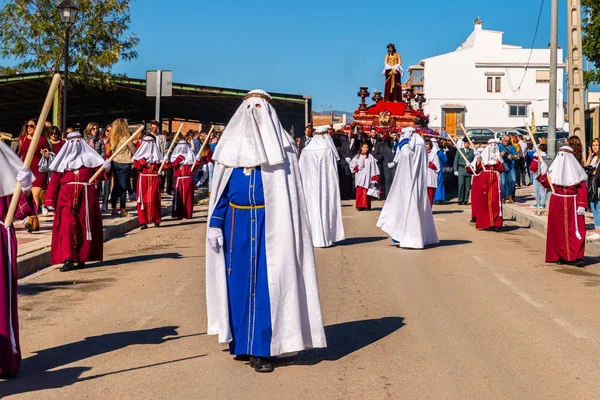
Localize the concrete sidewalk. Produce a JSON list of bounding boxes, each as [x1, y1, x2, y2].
[[502, 184, 600, 255], [16, 188, 208, 278]]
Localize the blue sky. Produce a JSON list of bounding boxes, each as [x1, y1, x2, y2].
[[2, 0, 580, 112]]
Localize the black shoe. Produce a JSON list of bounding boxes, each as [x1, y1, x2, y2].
[[60, 258, 76, 272], [154, 223, 160, 228], [250, 356, 274, 373], [234, 354, 250, 362], [493, 227, 501, 232], [575, 259, 585, 268], [76, 262, 85, 269], [556, 259, 565, 265], [469, 218, 476, 223], [140, 224, 148, 230], [25, 221, 33, 233]]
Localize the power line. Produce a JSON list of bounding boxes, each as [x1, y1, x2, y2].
[[513, 0, 546, 92]]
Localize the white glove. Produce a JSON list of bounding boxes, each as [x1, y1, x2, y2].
[[16, 168, 33, 191], [540, 162, 548, 175], [46, 205, 54, 212], [577, 207, 585, 216], [208, 227, 224, 253], [103, 160, 112, 172], [387, 162, 395, 169], [454, 171, 459, 177], [345, 157, 351, 163]]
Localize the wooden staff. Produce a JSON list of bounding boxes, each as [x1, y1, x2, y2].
[[525, 122, 554, 193], [446, 131, 472, 167], [191, 125, 215, 171], [88, 125, 144, 184], [158, 123, 184, 174], [4, 74, 61, 227], [460, 123, 487, 171]]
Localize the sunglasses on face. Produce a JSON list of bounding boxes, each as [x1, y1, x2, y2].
[[27, 124, 35, 128]]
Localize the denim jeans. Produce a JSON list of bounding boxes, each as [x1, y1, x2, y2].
[[111, 162, 131, 209], [102, 180, 111, 208], [532, 174, 547, 208], [591, 200, 600, 229], [500, 169, 516, 200], [202, 163, 214, 192]]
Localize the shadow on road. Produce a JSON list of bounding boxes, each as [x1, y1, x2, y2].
[[161, 218, 207, 228], [427, 239, 472, 248], [339, 236, 388, 246], [89, 252, 183, 268], [433, 209, 464, 215], [0, 326, 205, 397], [279, 317, 405, 367], [18, 278, 117, 297]]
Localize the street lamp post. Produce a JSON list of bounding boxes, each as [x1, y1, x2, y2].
[[58, 0, 79, 131]]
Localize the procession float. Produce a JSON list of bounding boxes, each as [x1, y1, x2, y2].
[[345, 43, 438, 137]]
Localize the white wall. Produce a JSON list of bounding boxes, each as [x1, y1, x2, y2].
[[422, 26, 564, 131]]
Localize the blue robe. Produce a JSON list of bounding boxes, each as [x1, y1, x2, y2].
[[209, 168, 272, 357], [434, 149, 447, 202]]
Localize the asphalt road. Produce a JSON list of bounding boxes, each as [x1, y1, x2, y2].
[[3, 201, 600, 399]]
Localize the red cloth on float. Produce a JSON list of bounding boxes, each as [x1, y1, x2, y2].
[[384, 70, 403, 102], [172, 156, 197, 219], [0, 193, 34, 377], [537, 174, 587, 263], [19, 136, 50, 189], [133, 159, 162, 225], [473, 160, 505, 230], [44, 167, 107, 265]]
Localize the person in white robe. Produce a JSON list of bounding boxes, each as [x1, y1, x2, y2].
[[299, 127, 345, 247], [205, 90, 326, 373], [349, 142, 381, 210], [377, 127, 439, 249]]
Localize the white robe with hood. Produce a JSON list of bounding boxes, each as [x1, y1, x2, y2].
[[299, 134, 345, 248]]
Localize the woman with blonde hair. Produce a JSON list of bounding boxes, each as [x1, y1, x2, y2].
[[109, 119, 135, 217]]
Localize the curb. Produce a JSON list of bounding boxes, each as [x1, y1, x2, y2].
[[503, 203, 600, 255], [16, 189, 208, 279]]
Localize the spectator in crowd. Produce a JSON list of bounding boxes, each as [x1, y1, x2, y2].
[[191, 130, 202, 185], [366, 128, 385, 195], [511, 134, 524, 188], [586, 139, 600, 241], [48, 126, 65, 155], [100, 124, 112, 212], [432, 138, 447, 204], [526, 142, 535, 185], [453, 137, 475, 205], [518, 135, 529, 185], [196, 138, 214, 192], [339, 127, 361, 200], [529, 143, 548, 212], [109, 118, 135, 217], [568, 136, 584, 166], [17, 118, 50, 232], [382, 130, 399, 199], [425, 139, 440, 206], [84, 122, 104, 156], [498, 135, 517, 203], [298, 124, 314, 157]]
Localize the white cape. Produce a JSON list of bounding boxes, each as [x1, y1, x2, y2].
[[206, 147, 327, 356], [377, 133, 439, 249], [0, 140, 25, 197], [299, 135, 345, 248], [349, 154, 380, 188]]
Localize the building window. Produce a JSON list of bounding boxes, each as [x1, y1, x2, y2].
[[543, 112, 549, 118], [509, 105, 528, 117], [495, 77, 501, 92], [536, 70, 550, 83], [487, 77, 493, 93]]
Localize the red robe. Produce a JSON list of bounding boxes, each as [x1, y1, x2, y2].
[[0, 193, 35, 378], [473, 160, 505, 230], [133, 159, 162, 225], [45, 167, 106, 265], [467, 165, 480, 220], [538, 174, 587, 263], [172, 156, 198, 219]]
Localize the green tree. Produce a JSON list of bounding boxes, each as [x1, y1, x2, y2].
[[0, 0, 139, 88], [583, 0, 600, 86]]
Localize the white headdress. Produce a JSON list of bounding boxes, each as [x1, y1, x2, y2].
[[49, 132, 104, 173], [0, 140, 26, 197], [132, 134, 163, 164], [212, 89, 292, 168], [548, 146, 588, 186], [170, 139, 195, 165], [303, 131, 339, 160], [480, 139, 501, 166]]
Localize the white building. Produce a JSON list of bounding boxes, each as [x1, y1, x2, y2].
[[408, 18, 565, 135]]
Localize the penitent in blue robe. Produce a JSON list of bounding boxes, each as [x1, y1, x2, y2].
[[433, 149, 447, 202], [209, 167, 272, 357]]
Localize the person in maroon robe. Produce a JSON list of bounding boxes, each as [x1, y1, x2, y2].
[[171, 139, 198, 219], [472, 140, 505, 231], [467, 148, 484, 224], [132, 134, 163, 229], [0, 139, 34, 378], [44, 132, 111, 272], [536, 145, 588, 267]]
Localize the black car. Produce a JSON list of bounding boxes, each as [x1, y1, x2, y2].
[[467, 128, 496, 144]]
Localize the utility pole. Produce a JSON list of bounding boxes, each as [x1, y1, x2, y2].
[[567, 0, 586, 148], [548, 0, 559, 159]]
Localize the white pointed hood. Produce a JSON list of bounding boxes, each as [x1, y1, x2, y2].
[[132, 134, 163, 164], [49, 132, 104, 173], [548, 146, 588, 186]]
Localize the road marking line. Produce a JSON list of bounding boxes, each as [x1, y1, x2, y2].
[[516, 291, 543, 308], [343, 216, 354, 219], [471, 255, 484, 264], [493, 273, 513, 286], [553, 318, 589, 340], [434, 218, 446, 221]]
